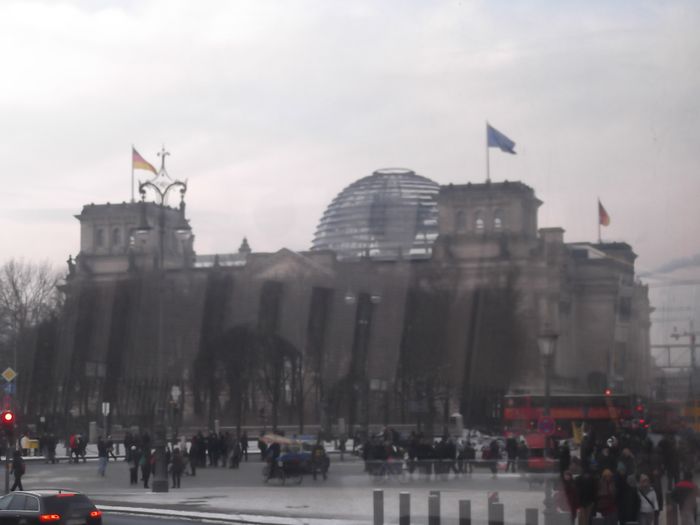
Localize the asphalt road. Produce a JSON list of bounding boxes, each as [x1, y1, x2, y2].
[[104, 513, 206, 524]]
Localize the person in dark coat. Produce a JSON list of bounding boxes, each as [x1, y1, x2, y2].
[[489, 439, 500, 478], [127, 446, 139, 485], [575, 468, 597, 525], [265, 441, 281, 481], [240, 431, 249, 461], [171, 448, 185, 488], [506, 437, 518, 473], [140, 448, 152, 489], [617, 474, 640, 525], [559, 442, 571, 474], [10, 451, 25, 491], [556, 470, 579, 522], [650, 468, 664, 525]]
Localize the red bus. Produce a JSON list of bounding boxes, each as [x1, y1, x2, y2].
[[503, 393, 638, 438]]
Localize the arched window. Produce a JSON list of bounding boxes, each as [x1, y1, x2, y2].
[[455, 210, 466, 231], [494, 209, 503, 231], [95, 228, 104, 247], [474, 211, 485, 233], [111, 227, 121, 246]]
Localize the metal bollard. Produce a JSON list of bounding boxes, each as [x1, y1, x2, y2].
[[459, 500, 471, 525], [488, 502, 504, 525], [526, 508, 538, 525], [428, 494, 440, 525], [430, 491, 441, 518], [399, 492, 410, 525], [373, 489, 384, 525]]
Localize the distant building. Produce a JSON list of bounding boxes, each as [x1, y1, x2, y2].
[[32, 169, 651, 435]]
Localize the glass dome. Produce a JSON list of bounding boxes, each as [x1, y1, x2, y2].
[[311, 168, 439, 260]]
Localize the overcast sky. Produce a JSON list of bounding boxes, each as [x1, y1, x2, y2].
[[1, 0, 698, 275]]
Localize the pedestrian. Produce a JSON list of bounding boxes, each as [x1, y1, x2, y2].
[[338, 435, 346, 462], [638, 473, 659, 525], [672, 471, 698, 525], [141, 448, 152, 489], [556, 470, 579, 522], [106, 435, 117, 461], [69, 433, 80, 463], [311, 440, 329, 481], [11, 451, 25, 491], [575, 468, 597, 525], [618, 474, 640, 525], [650, 468, 664, 525], [559, 442, 571, 474], [489, 439, 500, 479], [128, 446, 139, 485], [78, 434, 87, 462], [97, 436, 109, 476], [465, 442, 476, 474], [46, 433, 57, 464], [506, 436, 518, 473], [171, 448, 184, 488], [241, 431, 248, 461], [595, 469, 618, 525]]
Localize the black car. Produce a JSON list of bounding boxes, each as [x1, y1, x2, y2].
[[0, 489, 102, 524]]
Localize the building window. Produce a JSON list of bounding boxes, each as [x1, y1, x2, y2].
[[95, 228, 104, 247], [112, 227, 121, 246], [474, 211, 484, 233], [494, 209, 503, 231], [455, 210, 466, 231]]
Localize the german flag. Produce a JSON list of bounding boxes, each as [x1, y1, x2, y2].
[[132, 147, 157, 175]]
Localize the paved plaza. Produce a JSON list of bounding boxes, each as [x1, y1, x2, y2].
[[17, 456, 550, 524]]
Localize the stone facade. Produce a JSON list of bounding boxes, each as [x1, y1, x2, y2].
[[31, 180, 651, 434]]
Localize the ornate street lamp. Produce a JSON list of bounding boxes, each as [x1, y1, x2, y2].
[[135, 146, 189, 493], [537, 327, 558, 417]]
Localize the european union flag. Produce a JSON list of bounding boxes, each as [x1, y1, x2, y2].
[[487, 123, 516, 154]]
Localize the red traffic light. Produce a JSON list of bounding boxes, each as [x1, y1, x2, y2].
[[636, 404, 644, 412], [1, 410, 14, 425], [604, 388, 613, 396]]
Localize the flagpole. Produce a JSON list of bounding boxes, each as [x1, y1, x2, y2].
[[485, 122, 491, 183], [131, 144, 135, 203]]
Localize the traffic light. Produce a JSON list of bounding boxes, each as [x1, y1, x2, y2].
[[604, 388, 613, 397], [1, 410, 14, 435]]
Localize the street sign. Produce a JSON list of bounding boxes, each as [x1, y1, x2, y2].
[[1, 368, 17, 383], [3, 383, 15, 395], [101, 402, 110, 416], [537, 416, 555, 435]]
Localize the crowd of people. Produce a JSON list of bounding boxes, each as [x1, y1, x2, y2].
[[360, 429, 519, 479], [553, 430, 700, 525]]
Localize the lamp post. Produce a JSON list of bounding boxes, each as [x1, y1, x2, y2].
[[538, 328, 558, 417], [136, 147, 190, 493], [537, 327, 558, 525]]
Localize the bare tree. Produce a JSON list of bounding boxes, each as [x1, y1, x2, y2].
[[0, 258, 61, 368]]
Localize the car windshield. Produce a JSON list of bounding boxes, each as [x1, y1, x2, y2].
[[0, 2, 697, 524]]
